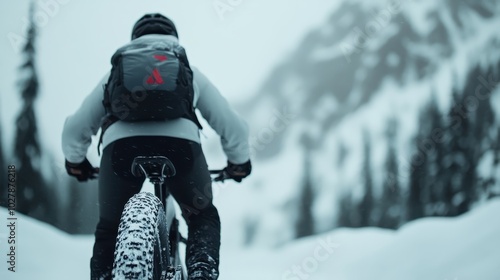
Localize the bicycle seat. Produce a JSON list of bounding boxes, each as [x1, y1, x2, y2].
[[131, 156, 176, 180]]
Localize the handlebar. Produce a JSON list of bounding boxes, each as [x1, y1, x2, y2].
[[87, 167, 231, 182]]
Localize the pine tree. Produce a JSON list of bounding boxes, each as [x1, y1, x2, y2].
[[489, 62, 500, 199], [427, 96, 448, 216], [0, 116, 5, 207], [418, 94, 447, 217], [337, 191, 356, 228], [407, 100, 436, 221], [442, 87, 475, 216], [407, 152, 425, 221], [456, 68, 483, 213], [358, 129, 375, 227], [441, 90, 461, 216], [14, 3, 52, 223], [470, 66, 498, 201], [295, 147, 315, 238], [378, 118, 401, 229], [489, 127, 500, 198]]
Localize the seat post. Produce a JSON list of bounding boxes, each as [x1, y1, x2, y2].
[[152, 178, 167, 208]]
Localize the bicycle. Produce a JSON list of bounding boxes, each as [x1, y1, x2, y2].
[[111, 156, 228, 280]]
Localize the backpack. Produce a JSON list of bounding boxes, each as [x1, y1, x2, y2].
[[98, 40, 202, 154]]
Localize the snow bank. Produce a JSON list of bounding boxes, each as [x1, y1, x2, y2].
[[2, 198, 499, 280], [0, 209, 94, 279], [325, 199, 500, 280]]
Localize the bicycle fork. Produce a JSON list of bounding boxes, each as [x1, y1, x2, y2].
[[153, 180, 184, 280]]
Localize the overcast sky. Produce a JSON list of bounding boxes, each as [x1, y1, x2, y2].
[[0, 0, 341, 160]]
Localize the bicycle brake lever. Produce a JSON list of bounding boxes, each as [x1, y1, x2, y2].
[[212, 170, 229, 182]]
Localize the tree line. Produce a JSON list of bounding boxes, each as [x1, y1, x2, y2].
[[335, 63, 500, 229]]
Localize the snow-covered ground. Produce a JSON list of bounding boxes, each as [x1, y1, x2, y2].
[[1, 198, 499, 280]]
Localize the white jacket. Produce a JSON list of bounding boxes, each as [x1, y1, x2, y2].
[[62, 34, 250, 165]]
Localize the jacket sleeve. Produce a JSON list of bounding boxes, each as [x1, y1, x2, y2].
[[193, 67, 250, 164], [61, 72, 109, 163]]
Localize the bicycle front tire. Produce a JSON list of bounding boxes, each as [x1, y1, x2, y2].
[[112, 192, 170, 280]]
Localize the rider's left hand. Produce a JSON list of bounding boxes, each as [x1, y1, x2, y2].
[[65, 158, 99, 182]]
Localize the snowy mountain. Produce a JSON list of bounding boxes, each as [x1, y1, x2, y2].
[[234, 0, 500, 244], [244, 0, 500, 158], [1, 198, 499, 280]]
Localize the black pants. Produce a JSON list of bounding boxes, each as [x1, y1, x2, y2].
[[90, 136, 220, 280]]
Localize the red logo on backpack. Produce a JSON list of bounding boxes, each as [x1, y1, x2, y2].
[[147, 55, 168, 85]]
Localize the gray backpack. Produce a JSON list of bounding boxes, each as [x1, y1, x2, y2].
[[98, 40, 202, 154]]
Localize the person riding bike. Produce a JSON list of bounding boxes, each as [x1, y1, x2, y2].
[[61, 13, 251, 280]]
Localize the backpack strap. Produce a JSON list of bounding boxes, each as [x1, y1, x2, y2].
[[186, 108, 203, 129], [173, 46, 203, 130], [98, 81, 118, 156], [97, 114, 119, 156]]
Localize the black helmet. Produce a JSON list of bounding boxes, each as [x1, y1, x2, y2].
[[131, 13, 178, 40]]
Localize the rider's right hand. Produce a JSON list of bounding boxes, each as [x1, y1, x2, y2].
[[65, 158, 99, 182]]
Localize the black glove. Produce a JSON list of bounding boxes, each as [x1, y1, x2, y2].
[[216, 160, 252, 183], [65, 158, 99, 182]]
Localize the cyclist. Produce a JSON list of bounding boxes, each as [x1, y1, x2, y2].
[[62, 13, 251, 280]]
